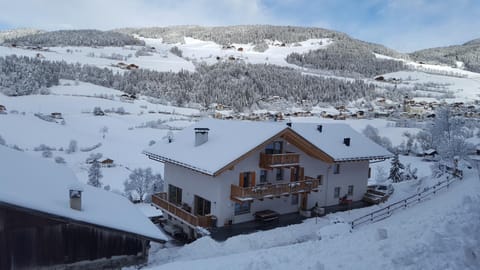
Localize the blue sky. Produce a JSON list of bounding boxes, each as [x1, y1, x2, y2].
[[0, 0, 479, 52]]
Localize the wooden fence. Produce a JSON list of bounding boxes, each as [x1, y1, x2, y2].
[[350, 175, 460, 230]]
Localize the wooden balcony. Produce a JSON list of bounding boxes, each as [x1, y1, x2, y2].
[[231, 177, 320, 202], [152, 193, 213, 229], [259, 152, 300, 168]]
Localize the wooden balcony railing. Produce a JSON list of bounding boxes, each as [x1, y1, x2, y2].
[[151, 192, 213, 229], [259, 152, 300, 168], [231, 177, 320, 202]]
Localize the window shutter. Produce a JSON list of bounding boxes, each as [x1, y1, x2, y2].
[[239, 172, 244, 187], [290, 167, 295, 182], [368, 167, 371, 178], [299, 167, 304, 180], [250, 171, 256, 186]]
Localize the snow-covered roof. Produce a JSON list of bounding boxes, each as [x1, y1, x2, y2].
[[145, 119, 286, 175], [291, 123, 392, 162], [144, 119, 392, 176], [0, 146, 167, 242], [136, 203, 164, 218]]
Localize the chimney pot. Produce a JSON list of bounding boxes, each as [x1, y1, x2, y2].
[[344, 137, 351, 146], [317, 125, 323, 132], [194, 128, 209, 146], [69, 189, 82, 211], [286, 122, 292, 127]]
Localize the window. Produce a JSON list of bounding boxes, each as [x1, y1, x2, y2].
[[334, 187, 341, 198], [333, 164, 340, 174], [276, 168, 283, 181], [240, 172, 256, 187], [168, 184, 182, 205], [316, 175, 323, 185], [368, 167, 372, 178], [291, 194, 299, 205], [348, 185, 354, 196], [195, 195, 211, 216], [265, 141, 283, 154], [260, 170, 268, 183], [234, 202, 251, 215]]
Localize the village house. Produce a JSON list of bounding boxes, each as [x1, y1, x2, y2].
[[101, 158, 115, 167], [0, 146, 166, 269], [50, 112, 63, 119], [144, 119, 391, 239]]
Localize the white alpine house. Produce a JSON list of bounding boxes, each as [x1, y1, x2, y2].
[[144, 119, 392, 239]]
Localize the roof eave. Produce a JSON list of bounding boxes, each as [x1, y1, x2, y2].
[[334, 155, 393, 162], [143, 151, 215, 176], [0, 200, 167, 243]]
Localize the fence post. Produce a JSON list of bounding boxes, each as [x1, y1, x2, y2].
[[404, 200, 407, 208]]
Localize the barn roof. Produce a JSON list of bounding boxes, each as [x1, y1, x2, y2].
[[0, 145, 167, 242]]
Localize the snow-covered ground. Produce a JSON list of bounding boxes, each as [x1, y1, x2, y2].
[[0, 80, 199, 193], [381, 70, 480, 102], [0, 37, 331, 73], [140, 160, 480, 270]]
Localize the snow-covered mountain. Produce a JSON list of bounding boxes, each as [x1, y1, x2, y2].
[[1, 25, 480, 113]]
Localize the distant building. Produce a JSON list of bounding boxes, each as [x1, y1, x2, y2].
[[126, 64, 139, 70], [101, 158, 115, 167], [50, 112, 63, 119], [0, 105, 6, 113]]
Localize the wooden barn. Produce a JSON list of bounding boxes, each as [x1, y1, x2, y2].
[[0, 146, 167, 270]]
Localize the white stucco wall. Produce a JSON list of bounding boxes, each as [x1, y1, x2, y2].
[[162, 138, 371, 227]]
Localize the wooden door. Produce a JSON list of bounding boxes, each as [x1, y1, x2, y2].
[[300, 193, 308, 210]]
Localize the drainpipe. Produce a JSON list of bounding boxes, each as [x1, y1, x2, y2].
[[325, 165, 331, 206]]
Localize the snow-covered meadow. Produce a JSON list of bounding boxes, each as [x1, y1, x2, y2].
[[0, 80, 199, 193]]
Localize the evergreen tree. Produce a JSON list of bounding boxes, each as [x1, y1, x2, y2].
[[87, 160, 103, 188], [0, 134, 5, 146], [388, 153, 405, 183]]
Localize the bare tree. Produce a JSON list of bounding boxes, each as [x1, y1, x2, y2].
[[124, 168, 163, 202]]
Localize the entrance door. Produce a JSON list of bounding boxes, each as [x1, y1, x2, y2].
[[300, 193, 308, 210]]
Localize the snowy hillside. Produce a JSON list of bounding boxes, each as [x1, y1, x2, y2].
[[1, 31, 479, 112], [0, 80, 200, 193]]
